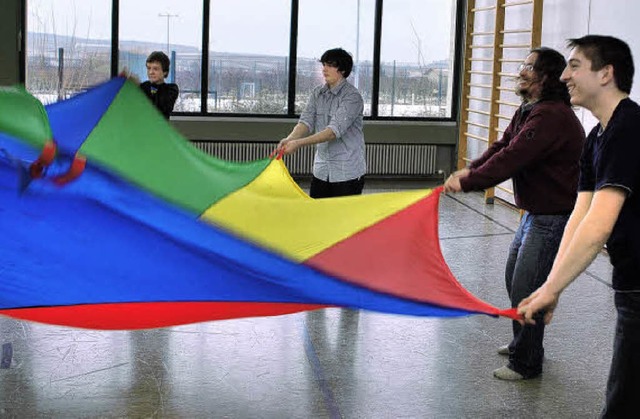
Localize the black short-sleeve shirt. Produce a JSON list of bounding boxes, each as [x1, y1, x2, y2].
[[578, 98, 640, 290]]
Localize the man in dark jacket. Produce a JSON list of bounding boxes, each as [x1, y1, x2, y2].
[[445, 47, 585, 380], [139, 51, 179, 119]]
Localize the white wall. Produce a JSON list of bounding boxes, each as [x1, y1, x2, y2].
[[463, 0, 640, 204], [541, 0, 640, 128]]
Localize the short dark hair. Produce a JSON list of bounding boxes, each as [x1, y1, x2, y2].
[[320, 48, 354, 78], [530, 47, 571, 105], [566, 35, 634, 94], [146, 51, 171, 77]]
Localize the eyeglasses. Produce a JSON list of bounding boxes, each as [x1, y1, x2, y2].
[[518, 63, 535, 72]]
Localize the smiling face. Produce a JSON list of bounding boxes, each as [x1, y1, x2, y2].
[[146, 61, 166, 84], [560, 47, 604, 110], [515, 52, 543, 101], [322, 62, 345, 88]]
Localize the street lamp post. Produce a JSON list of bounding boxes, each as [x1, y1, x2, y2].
[[158, 12, 179, 54]]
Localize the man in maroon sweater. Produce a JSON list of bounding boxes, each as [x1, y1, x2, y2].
[[445, 47, 585, 380]]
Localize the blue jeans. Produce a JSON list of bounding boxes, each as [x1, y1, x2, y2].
[[601, 292, 640, 418], [504, 212, 569, 378]]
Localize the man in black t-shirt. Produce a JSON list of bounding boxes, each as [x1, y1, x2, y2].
[[139, 51, 179, 119], [519, 35, 639, 417]]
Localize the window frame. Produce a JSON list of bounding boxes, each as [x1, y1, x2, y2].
[[21, 0, 464, 122]]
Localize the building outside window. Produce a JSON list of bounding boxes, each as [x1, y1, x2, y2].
[[379, 0, 456, 117], [208, 0, 291, 114], [26, 0, 111, 104]]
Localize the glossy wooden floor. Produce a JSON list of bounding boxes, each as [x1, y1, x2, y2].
[[0, 183, 616, 418]]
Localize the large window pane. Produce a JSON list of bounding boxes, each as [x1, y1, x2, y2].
[[119, 0, 203, 113], [26, 0, 112, 104], [380, 0, 456, 117], [208, 0, 291, 114], [297, 0, 375, 115]]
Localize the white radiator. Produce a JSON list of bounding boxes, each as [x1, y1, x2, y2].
[[191, 141, 438, 176]]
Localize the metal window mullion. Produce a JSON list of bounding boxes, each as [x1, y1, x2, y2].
[[450, 0, 466, 123], [201, 0, 210, 114], [111, 0, 119, 77], [287, 0, 299, 115], [370, 0, 383, 118]]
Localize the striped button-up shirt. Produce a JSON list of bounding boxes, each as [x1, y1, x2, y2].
[[299, 80, 366, 182]]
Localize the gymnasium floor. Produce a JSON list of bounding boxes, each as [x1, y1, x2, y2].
[[0, 182, 615, 418]]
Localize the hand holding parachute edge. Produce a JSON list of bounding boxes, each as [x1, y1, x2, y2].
[[517, 284, 560, 325]]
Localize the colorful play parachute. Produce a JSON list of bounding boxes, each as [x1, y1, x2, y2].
[[0, 78, 516, 330]]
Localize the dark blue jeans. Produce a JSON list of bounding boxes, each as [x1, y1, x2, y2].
[[601, 292, 640, 418], [504, 212, 569, 378]]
